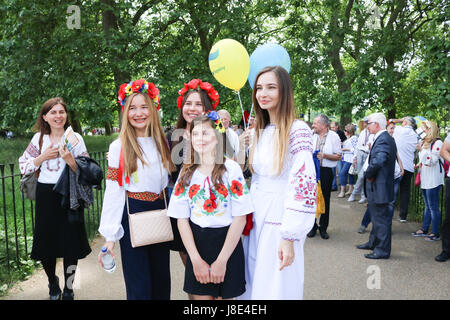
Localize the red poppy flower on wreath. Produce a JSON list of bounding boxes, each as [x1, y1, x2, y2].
[[189, 184, 200, 199], [216, 184, 228, 198], [203, 199, 217, 213], [176, 79, 219, 110], [230, 180, 243, 197], [174, 182, 185, 197]]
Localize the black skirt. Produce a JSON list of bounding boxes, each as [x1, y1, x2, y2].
[[30, 183, 91, 260], [184, 221, 246, 299]]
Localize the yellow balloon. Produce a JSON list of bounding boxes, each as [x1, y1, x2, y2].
[[208, 39, 250, 91]]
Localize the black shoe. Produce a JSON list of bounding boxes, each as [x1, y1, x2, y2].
[[364, 252, 389, 260], [435, 251, 449, 262], [307, 227, 317, 238], [62, 288, 74, 300], [319, 229, 329, 239], [48, 276, 61, 300], [356, 243, 373, 250]]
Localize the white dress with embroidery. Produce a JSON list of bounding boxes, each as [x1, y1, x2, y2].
[[19, 132, 88, 183], [167, 159, 254, 228], [239, 120, 317, 300]]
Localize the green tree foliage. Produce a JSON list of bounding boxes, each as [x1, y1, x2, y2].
[[0, 0, 447, 134]]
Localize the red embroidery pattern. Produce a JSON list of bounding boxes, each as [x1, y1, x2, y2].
[[106, 167, 119, 182], [128, 191, 164, 202]]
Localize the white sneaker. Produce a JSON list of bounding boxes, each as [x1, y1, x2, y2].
[[358, 197, 367, 204], [348, 194, 356, 202]]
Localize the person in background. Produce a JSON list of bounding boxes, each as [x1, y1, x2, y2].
[[337, 124, 358, 198], [19, 97, 91, 300], [348, 118, 373, 203], [330, 121, 346, 191], [308, 114, 342, 240], [356, 113, 396, 259], [435, 133, 450, 262], [217, 109, 240, 159], [390, 116, 419, 222], [411, 120, 444, 241]]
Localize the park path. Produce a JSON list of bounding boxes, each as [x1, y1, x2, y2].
[[2, 194, 449, 300]]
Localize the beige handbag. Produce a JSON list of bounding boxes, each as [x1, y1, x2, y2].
[[126, 157, 173, 248]]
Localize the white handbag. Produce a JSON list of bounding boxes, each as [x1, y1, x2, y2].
[[126, 156, 173, 248]]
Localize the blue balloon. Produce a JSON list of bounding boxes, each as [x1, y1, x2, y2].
[[248, 44, 291, 89]]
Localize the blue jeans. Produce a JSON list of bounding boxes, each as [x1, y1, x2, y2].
[[332, 160, 342, 189], [388, 177, 402, 220], [421, 185, 442, 236], [338, 161, 355, 186], [361, 207, 371, 228]]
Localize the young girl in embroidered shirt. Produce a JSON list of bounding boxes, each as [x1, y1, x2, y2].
[[168, 112, 253, 300], [98, 79, 175, 300]]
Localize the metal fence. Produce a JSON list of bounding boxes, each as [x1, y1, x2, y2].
[[0, 151, 107, 283]]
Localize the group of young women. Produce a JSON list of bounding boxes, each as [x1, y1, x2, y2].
[[19, 66, 317, 300]]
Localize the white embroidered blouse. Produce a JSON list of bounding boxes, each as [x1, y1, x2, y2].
[[18, 132, 88, 184], [98, 138, 169, 242], [167, 159, 254, 228]]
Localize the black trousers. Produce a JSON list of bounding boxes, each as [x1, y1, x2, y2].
[[399, 170, 414, 220], [441, 178, 450, 254], [312, 167, 333, 232], [119, 197, 171, 300]]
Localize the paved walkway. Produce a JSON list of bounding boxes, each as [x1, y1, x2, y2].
[[3, 195, 449, 300]]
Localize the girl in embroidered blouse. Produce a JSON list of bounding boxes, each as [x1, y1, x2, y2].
[[18, 97, 90, 300], [168, 112, 253, 300], [238, 66, 317, 300], [98, 79, 175, 300]]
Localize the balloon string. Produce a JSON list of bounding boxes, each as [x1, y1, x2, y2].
[[236, 90, 247, 130]]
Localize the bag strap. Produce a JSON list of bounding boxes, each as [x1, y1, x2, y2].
[[126, 142, 168, 216]]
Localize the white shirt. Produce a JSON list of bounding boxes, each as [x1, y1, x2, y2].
[[98, 138, 169, 242], [342, 135, 358, 163], [19, 132, 88, 184], [393, 125, 418, 173], [226, 127, 240, 158], [167, 159, 253, 228], [419, 139, 444, 189], [312, 130, 342, 168], [355, 128, 374, 154]]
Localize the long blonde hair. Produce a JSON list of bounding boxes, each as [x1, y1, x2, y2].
[[120, 92, 175, 177], [422, 120, 439, 150], [249, 66, 295, 175]]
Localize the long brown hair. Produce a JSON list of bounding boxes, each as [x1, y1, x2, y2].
[[177, 115, 227, 188], [120, 92, 175, 177], [33, 97, 70, 150], [249, 66, 295, 175]]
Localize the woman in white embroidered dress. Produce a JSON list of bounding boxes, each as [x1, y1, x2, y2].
[[98, 79, 175, 300], [239, 66, 317, 300], [19, 97, 90, 300]]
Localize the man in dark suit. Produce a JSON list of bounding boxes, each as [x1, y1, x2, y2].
[[357, 113, 397, 259]]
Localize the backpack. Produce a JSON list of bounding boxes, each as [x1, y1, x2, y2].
[[431, 139, 449, 176]]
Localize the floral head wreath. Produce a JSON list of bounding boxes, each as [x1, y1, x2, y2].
[[204, 110, 226, 133], [118, 79, 160, 112], [177, 79, 219, 110]]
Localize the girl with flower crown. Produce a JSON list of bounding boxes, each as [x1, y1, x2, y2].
[[167, 112, 254, 300], [239, 66, 317, 300], [98, 79, 175, 300], [166, 79, 234, 274]]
